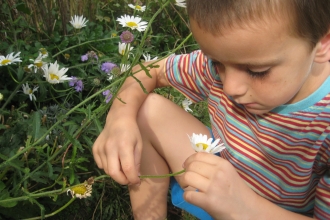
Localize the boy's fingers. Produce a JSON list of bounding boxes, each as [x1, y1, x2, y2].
[[184, 152, 220, 167], [184, 160, 216, 179], [181, 170, 209, 192], [106, 153, 130, 185], [93, 152, 103, 169], [183, 190, 208, 209], [119, 147, 141, 185]]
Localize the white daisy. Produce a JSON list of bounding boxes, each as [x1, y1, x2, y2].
[[70, 15, 88, 29], [42, 61, 71, 84], [117, 15, 148, 32], [38, 48, 48, 58], [120, 63, 131, 73], [22, 83, 39, 101], [28, 53, 47, 73], [0, 52, 22, 66], [175, 0, 186, 8], [118, 42, 134, 56], [182, 98, 193, 112], [128, 4, 146, 12], [107, 74, 114, 81], [142, 53, 158, 62], [67, 182, 92, 199], [188, 133, 226, 154]]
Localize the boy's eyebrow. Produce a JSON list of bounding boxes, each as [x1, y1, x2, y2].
[[207, 56, 281, 67], [244, 60, 282, 67]]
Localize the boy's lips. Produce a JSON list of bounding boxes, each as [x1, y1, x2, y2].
[[239, 102, 260, 109], [234, 99, 263, 109], [242, 102, 257, 106]]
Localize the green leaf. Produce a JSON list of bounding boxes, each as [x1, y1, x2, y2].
[[82, 135, 94, 147], [0, 124, 7, 130], [0, 181, 5, 192], [29, 111, 41, 142], [131, 75, 148, 94], [69, 167, 75, 184], [16, 66, 24, 81], [0, 182, 17, 208], [0, 198, 18, 208], [47, 161, 54, 178], [15, 3, 31, 15], [29, 171, 48, 184], [138, 63, 152, 78], [93, 117, 103, 133]]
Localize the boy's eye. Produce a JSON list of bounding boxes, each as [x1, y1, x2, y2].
[[247, 69, 270, 78], [211, 60, 220, 65]]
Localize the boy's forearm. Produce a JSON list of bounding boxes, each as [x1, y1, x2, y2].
[[107, 60, 168, 122], [250, 194, 313, 220]]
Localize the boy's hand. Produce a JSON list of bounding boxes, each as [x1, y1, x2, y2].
[[92, 118, 142, 185], [181, 152, 259, 220]]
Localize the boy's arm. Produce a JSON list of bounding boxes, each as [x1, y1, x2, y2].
[[92, 59, 169, 185]]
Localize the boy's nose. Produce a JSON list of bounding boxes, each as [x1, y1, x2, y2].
[[221, 69, 248, 98]]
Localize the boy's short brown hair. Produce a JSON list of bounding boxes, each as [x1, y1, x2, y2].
[[187, 0, 330, 48]]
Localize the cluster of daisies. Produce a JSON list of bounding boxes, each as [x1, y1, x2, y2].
[[0, 49, 71, 101], [0, 0, 187, 105]]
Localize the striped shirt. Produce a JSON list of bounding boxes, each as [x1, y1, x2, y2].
[[164, 50, 330, 219]]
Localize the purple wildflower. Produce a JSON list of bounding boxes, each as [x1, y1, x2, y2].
[[81, 51, 98, 62], [69, 76, 78, 87], [101, 62, 117, 73], [120, 31, 134, 43], [81, 54, 88, 62], [102, 90, 113, 103], [69, 76, 83, 92], [74, 80, 84, 92]]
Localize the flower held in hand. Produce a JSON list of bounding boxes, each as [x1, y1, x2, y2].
[[188, 133, 225, 154]]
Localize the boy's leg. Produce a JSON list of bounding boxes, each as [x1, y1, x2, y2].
[[129, 93, 209, 220]]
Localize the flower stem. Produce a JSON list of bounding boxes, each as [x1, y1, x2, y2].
[[52, 37, 117, 58], [139, 169, 185, 179]]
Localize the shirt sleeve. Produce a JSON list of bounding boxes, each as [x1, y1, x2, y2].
[[314, 141, 330, 219], [164, 50, 219, 102]]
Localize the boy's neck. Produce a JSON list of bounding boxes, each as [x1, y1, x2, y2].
[[287, 61, 330, 104]]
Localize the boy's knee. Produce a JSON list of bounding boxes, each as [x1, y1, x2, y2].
[[137, 93, 168, 121]]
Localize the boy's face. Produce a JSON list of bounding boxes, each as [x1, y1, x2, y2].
[[190, 17, 328, 115]]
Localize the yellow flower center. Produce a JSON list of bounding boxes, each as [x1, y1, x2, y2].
[[71, 185, 88, 195], [50, 73, 59, 80], [120, 49, 125, 55], [40, 49, 47, 55], [126, 21, 138, 28], [35, 61, 43, 68], [24, 66, 31, 72], [29, 89, 33, 94], [1, 59, 10, 65], [136, 5, 141, 10], [197, 143, 209, 150]]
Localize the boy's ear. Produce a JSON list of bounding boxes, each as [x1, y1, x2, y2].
[[314, 30, 330, 63]]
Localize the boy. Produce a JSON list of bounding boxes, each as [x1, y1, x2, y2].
[[93, 0, 330, 219]]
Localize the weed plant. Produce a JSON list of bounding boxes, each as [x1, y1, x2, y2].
[[0, 0, 208, 219]]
